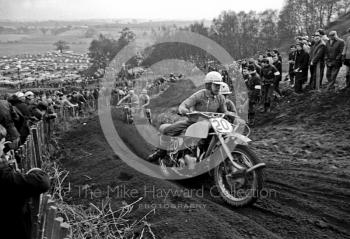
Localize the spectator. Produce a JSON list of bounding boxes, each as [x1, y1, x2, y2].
[[309, 32, 326, 91], [0, 100, 20, 150], [273, 49, 282, 62], [294, 43, 310, 93], [342, 28, 350, 89], [7, 93, 31, 144], [24, 91, 43, 121], [325, 31, 345, 91], [260, 58, 279, 112], [317, 29, 329, 43], [272, 54, 282, 97], [0, 124, 50, 239], [246, 65, 261, 126], [288, 45, 297, 86]]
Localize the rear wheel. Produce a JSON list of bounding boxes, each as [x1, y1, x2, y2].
[[214, 145, 264, 207]]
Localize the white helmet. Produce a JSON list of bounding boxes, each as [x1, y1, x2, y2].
[[129, 90, 135, 94], [204, 71, 223, 84], [15, 91, 25, 98], [141, 89, 147, 94], [24, 91, 34, 98], [218, 82, 232, 95]]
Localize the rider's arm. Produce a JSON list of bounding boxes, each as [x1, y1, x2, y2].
[[220, 95, 237, 117], [178, 91, 202, 114], [118, 95, 130, 105], [142, 95, 150, 107]]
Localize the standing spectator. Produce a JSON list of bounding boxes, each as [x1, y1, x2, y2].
[[246, 65, 261, 126], [7, 92, 31, 144], [317, 29, 329, 43], [294, 43, 310, 93], [260, 59, 279, 112], [272, 54, 282, 97], [309, 33, 326, 91], [342, 28, 350, 89], [0, 124, 50, 239], [0, 100, 20, 150], [273, 49, 282, 62], [24, 91, 43, 121], [288, 45, 297, 86], [325, 31, 345, 91]]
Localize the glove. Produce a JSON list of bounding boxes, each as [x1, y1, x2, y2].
[[178, 107, 190, 116], [225, 111, 238, 119]]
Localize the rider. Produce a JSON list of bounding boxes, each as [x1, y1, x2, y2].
[[117, 89, 139, 109], [147, 71, 236, 162], [218, 82, 237, 114], [139, 88, 151, 120], [139, 89, 150, 108]]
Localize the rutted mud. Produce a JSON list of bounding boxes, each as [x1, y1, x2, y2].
[[59, 88, 350, 239]]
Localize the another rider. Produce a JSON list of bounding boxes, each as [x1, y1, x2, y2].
[[147, 71, 236, 162], [139, 88, 151, 121], [218, 82, 237, 114], [117, 89, 139, 110]]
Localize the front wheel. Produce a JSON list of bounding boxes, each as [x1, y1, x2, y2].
[[214, 145, 264, 207]]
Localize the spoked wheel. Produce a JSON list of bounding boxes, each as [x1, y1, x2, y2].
[[214, 145, 264, 207]]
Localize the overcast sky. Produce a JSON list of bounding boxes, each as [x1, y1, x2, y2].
[[0, 0, 284, 21]]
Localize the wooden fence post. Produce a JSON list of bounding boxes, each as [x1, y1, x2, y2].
[[59, 223, 70, 239], [31, 127, 42, 168], [51, 217, 63, 239], [29, 133, 37, 168], [44, 206, 57, 239], [36, 194, 51, 239], [25, 138, 31, 171]]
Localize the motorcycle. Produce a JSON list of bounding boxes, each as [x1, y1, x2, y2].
[[156, 111, 265, 207], [116, 103, 133, 124]]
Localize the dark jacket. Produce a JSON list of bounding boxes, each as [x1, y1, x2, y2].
[[273, 60, 282, 81], [7, 97, 30, 143], [246, 73, 261, 102], [0, 164, 50, 239], [294, 50, 310, 73], [310, 41, 326, 65], [325, 38, 345, 67], [288, 51, 297, 74], [0, 100, 20, 141], [260, 65, 278, 84]]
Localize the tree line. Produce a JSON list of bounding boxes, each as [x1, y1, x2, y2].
[[87, 0, 349, 73]]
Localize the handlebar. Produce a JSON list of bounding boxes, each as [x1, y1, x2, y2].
[[186, 111, 226, 118]]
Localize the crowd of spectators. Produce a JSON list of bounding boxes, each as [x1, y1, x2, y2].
[[231, 28, 350, 125]]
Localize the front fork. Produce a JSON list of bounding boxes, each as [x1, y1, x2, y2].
[[217, 134, 245, 171], [217, 134, 265, 173]]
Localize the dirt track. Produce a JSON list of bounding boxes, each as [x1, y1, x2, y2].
[[58, 88, 350, 239]]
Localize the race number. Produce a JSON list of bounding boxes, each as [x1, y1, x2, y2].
[[210, 118, 233, 133]]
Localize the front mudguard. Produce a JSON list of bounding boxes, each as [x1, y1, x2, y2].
[[206, 133, 252, 174]]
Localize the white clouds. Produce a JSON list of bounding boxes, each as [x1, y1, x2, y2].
[[0, 0, 284, 20]]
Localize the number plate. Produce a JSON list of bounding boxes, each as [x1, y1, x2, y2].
[[210, 118, 233, 133]]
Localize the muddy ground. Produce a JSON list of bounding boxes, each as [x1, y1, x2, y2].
[[58, 83, 350, 239]]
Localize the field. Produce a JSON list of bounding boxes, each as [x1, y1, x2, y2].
[[0, 27, 154, 56]]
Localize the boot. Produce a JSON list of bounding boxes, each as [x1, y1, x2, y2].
[[147, 149, 167, 163]]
